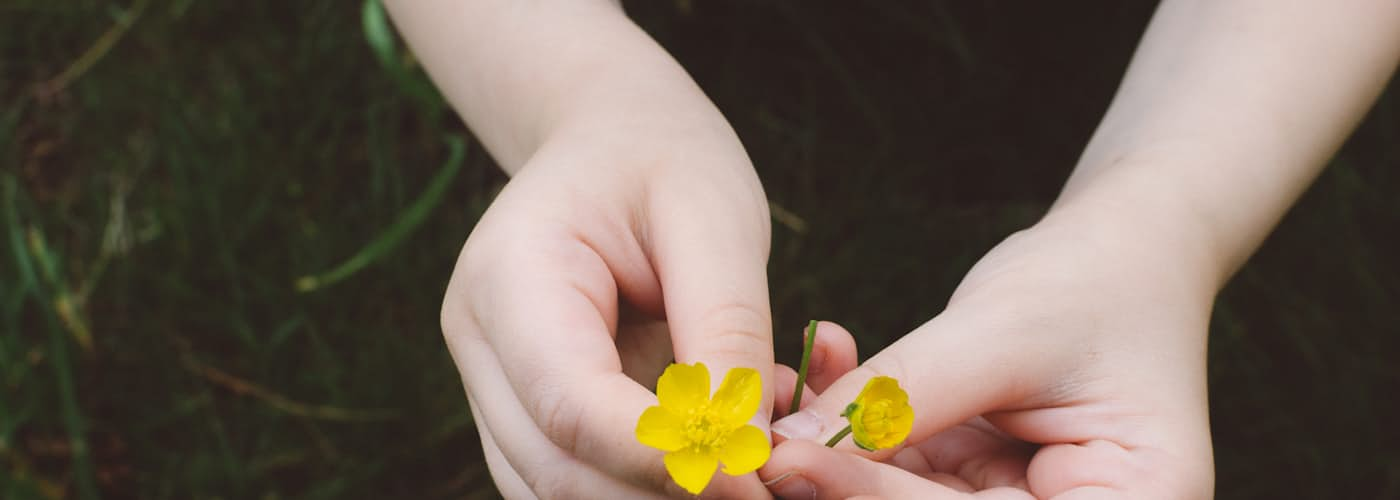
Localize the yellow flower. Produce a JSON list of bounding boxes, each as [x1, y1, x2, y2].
[[635, 363, 769, 495], [842, 376, 913, 451]]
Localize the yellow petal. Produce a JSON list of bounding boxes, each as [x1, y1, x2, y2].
[[658, 363, 710, 414], [664, 448, 719, 495], [884, 406, 913, 447], [857, 376, 907, 407], [717, 424, 770, 475], [709, 367, 762, 428], [635, 406, 687, 452]]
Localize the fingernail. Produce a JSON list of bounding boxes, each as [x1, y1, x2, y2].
[[767, 472, 816, 500], [772, 409, 822, 441]]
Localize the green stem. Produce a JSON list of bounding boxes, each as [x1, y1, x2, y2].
[[788, 320, 818, 414], [824, 425, 853, 448]]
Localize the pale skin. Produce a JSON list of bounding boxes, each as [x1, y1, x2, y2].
[[385, 0, 1400, 498]]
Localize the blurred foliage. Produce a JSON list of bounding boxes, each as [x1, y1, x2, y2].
[[1, 0, 1397, 498]]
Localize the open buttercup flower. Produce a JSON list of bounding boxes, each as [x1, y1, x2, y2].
[[635, 362, 770, 494], [829, 376, 914, 451]]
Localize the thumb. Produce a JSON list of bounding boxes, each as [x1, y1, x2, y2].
[[770, 312, 1051, 457]]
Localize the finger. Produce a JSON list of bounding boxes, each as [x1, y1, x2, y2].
[[469, 396, 535, 499], [803, 321, 859, 393], [453, 336, 669, 499], [919, 473, 975, 493], [646, 173, 775, 428], [1028, 441, 1134, 499], [760, 440, 1030, 500], [770, 313, 1057, 457], [1026, 440, 1212, 499], [987, 362, 1214, 498], [907, 419, 1032, 490]]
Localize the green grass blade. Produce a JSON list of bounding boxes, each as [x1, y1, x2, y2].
[[2, 175, 98, 500], [25, 226, 94, 351], [1, 177, 35, 322], [361, 0, 441, 109], [361, 0, 396, 71], [0, 176, 27, 456], [296, 135, 466, 292]]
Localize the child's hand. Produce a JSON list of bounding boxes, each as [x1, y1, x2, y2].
[[763, 213, 1216, 499], [440, 130, 777, 498]]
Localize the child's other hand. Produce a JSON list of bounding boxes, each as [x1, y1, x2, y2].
[[763, 212, 1215, 499], [441, 130, 777, 498]]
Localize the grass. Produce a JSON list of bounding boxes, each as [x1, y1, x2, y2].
[[3, 0, 1398, 498]]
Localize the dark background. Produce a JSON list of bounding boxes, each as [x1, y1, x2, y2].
[[3, 0, 1397, 498]]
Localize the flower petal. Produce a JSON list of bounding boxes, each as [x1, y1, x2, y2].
[[664, 448, 720, 495], [886, 405, 914, 447], [635, 406, 687, 452], [717, 424, 770, 475], [846, 403, 878, 451], [857, 376, 907, 407], [658, 363, 710, 414], [710, 367, 762, 428]]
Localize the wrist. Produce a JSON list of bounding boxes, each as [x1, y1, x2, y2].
[[544, 99, 753, 174], [1038, 168, 1228, 298], [514, 113, 768, 234]]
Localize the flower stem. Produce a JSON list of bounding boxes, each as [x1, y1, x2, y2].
[[825, 425, 853, 448], [788, 320, 819, 414]]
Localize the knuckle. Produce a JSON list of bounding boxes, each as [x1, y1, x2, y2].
[[439, 300, 476, 340], [531, 378, 584, 456], [527, 463, 570, 499], [692, 301, 771, 358], [438, 299, 487, 380], [702, 328, 770, 362], [440, 267, 487, 344]]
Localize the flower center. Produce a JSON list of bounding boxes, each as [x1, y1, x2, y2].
[[861, 400, 894, 438], [682, 403, 730, 452]]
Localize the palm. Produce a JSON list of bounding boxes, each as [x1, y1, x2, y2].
[[871, 410, 1184, 497], [882, 418, 1034, 493]]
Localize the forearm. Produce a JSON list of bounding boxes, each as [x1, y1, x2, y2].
[[384, 0, 743, 175], [1049, 0, 1400, 290]]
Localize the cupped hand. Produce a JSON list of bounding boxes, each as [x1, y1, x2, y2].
[[441, 129, 778, 499], [763, 211, 1217, 499]]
